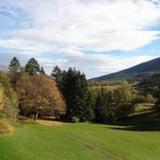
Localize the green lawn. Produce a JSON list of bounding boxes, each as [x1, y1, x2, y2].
[[0, 122, 160, 160]]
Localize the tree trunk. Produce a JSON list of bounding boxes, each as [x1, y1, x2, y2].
[[34, 112, 39, 120]]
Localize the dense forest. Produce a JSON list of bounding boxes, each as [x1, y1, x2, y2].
[[0, 57, 159, 128]]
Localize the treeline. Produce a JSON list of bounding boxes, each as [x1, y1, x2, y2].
[[0, 57, 159, 124], [2, 57, 93, 122], [0, 57, 66, 122], [138, 73, 160, 111]]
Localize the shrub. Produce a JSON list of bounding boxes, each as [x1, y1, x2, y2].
[[0, 119, 13, 134], [71, 116, 80, 123]]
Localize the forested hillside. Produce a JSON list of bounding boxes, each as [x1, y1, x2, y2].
[[90, 57, 160, 82]]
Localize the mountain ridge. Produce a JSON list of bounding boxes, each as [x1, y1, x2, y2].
[[90, 57, 160, 82]]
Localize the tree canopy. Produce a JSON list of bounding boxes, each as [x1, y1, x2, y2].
[[8, 57, 21, 85], [95, 81, 136, 123], [25, 58, 40, 75], [0, 72, 18, 121], [60, 68, 94, 122], [16, 73, 66, 120]]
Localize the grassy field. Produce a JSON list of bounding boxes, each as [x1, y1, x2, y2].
[[0, 121, 160, 160]]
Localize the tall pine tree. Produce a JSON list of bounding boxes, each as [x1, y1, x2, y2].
[[8, 57, 21, 85], [25, 58, 40, 75], [40, 67, 45, 75], [61, 68, 94, 122], [9, 57, 21, 72], [51, 66, 64, 90]]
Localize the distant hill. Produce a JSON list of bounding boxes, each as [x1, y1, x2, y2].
[[90, 57, 160, 82]]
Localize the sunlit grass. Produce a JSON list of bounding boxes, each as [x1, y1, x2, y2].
[[0, 122, 160, 160]]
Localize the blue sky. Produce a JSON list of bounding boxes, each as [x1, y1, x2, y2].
[[0, 0, 160, 78]]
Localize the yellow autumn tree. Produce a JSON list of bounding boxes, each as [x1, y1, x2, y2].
[[0, 86, 4, 110], [0, 72, 18, 121], [16, 73, 66, 120]]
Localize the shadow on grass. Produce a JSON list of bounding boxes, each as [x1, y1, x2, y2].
[[108, 111, 160, 131]]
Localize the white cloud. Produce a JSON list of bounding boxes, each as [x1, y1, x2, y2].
[[37, 53, 155, 78], [0, 0, 160, 77], [0, 38, 50, 54], [0, 0, 160, 53]]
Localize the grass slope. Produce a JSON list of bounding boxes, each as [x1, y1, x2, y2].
[[0, 121, 160, 160]]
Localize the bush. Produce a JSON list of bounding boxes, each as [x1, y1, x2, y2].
[[71, 116, 80, 123], [0, 119, 13, 134], [145, 94, 155, 103]]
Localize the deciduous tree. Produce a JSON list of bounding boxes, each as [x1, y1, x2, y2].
[[0, 72, 18, 121], [95, 81, 136, 123], [16, 73, 65, 120]]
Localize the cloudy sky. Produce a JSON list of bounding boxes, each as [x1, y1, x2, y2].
[[0, 0, 160, 78]]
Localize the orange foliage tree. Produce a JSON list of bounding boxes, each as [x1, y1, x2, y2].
[[16, 73, 66, 120]]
